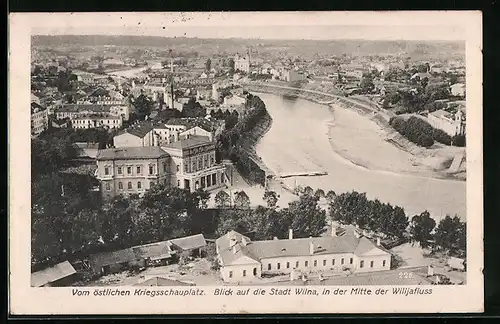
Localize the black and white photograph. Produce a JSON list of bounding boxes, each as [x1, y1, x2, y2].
[[9, 11, 483, 314]]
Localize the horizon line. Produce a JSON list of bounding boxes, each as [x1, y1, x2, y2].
[[32, 34, 464, 43]]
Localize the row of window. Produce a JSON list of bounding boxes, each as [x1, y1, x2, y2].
[[265, 258, 387, 271], [228, 268, 258, 278], [104, 164, 165, 176], [104, 179, 164, 191], [184, 154, 216, 174]]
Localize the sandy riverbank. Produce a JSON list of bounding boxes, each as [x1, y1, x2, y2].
[[244, 82, 465, 182]]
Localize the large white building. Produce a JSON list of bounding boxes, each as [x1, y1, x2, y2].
[[96, 135, 228, 198], [234, 54, 250, 74], [56, 104, 130, 124], [216, 227, 391, 283], [31, 102, 49, 137], [427, 109, 466, 136]]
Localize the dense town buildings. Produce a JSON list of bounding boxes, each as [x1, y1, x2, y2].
[[31, 102, 49, 137]]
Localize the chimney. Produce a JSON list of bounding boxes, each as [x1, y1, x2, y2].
[[435, 275, 440, 284], [290, 270, 295, 281], [241, 237, 248, 246], [354, 230, 360, 238], [309, 241, 314, 255], [376, 237, 381, 246], [331, 226, 337, 237], [288, 229, 293, 240], [427, 265, 434, 276]]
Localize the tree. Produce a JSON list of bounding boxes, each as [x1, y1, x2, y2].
[[434, 215, 466, 256], [409, 211, 436, 248], [227, 58, 235, 73], [314, 189, 325, 199], [205, 58, 212, 71], [360, 75, 375, 94], [263, 190, 279, 209], [132, 94, 153, 120], [302, 186, 314, 196], [326, 190, 336, 204], [280, 194, 327, 238], [193, 189, 210, 209], [234, 190, 250, 209], [215, 190, 231, 208]]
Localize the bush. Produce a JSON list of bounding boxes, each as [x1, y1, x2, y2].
[[452, 134, 466, 147], [432, 128, 452, 145], [390, 116, 435, 148]]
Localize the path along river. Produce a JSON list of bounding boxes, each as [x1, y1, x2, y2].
[[254, 93, 466, 221]]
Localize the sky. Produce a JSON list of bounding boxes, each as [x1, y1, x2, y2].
[[26, 12, 471, 41]]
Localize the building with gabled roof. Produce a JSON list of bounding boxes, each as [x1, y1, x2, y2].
[[216, 227, 391, 283], [31, 261, 77, 287]]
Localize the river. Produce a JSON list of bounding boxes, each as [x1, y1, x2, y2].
[[255, 93, 466, 221], [107, 62, 163, 78]]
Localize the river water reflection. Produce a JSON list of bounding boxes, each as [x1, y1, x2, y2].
[[255, 93, 466, 221]]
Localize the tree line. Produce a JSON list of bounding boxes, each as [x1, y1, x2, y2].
[[390, 116, 464, 148], [215, 93, 269, 185], [329, 190, 465, 258]]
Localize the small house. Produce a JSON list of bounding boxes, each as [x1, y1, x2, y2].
[[31, 261, 78, 287]]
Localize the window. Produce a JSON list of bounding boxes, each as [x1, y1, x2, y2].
[[176, 165, 180, 172], [295, 261, 299, 268], [149, 165, 154, 175], [201, 177, 206, 188], [341, 258, 344, 265], [117, 167, 122, 174], [177, 180, 180, 187], [210, 156, 214, 165], [128, 182, 132, 190], [253, 268, 257, 276], [268, 264, 271, 270], [350, 258, 353, 264], [314, 260, 317, 267], [277, 263, 281, 270], [242, 270, 246, 277], [360, 260, 364, 268], [229, 271, 233, 278], [332, 259, 336, 266], [105, 182, 110, 191], [137, 166, 141, 174], [382, 260, 386, 267], [305, 261, 308, 267], [163, 162, 167, 172], [137, 181, 142, 189], [127, 166, 132, 175], [104, 166, 110, 175], [118, 182, 123, 190], [370, 261, 374, 268], [207, 175, 211, 187], [323, 260, 326, 266], [286, 262, 290, 269], [212, 173, 217, 185]]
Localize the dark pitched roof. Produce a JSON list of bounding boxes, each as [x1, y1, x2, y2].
[[89, 240, 173, 270], [165, 117, 218, 133], [31, 261, 76, 287], [96, 147, 169, 160], [169, 234, 207, 251], [134, 276, 194, 286], [117, 122, 154, 138], [57, 104, 110, 113], [31, 102, 47, 114], [162, 135, 211, 150]]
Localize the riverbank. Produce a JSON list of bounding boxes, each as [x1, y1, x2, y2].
[[244, 82, 465, 182]]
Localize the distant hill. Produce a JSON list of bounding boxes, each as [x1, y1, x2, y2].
[[32, 35, 465, 60]]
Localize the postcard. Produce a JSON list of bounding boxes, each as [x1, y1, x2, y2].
[[9, 11, 483, 315]]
